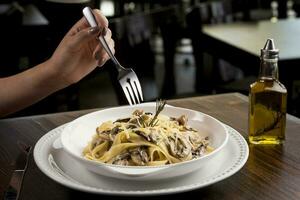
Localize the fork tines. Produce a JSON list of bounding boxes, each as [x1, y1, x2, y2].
[[120, 76, 143, 105]]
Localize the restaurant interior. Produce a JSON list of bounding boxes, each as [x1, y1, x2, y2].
[[1, 0, 300, 118], [2, 1, 300, 199]]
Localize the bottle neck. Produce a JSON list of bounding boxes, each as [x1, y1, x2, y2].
[[259, 58, 279, 80]]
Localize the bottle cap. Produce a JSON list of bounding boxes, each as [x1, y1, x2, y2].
[[261, 38, 279, 59]]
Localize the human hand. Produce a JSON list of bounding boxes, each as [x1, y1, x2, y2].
[[47, 9, 115, 87]]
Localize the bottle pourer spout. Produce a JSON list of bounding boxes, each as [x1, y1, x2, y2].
[[261, 38, 279, 59]]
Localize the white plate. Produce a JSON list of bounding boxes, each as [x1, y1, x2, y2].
[[59, 103, 229, 180], [34, 123, 249, 196]]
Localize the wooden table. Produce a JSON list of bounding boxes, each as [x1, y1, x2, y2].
[[1, 93, 300, 199], [201, 19, 300, 115]]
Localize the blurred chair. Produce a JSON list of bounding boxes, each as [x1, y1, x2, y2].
[[108, 12, 158, 104], [231, 0, 273, 21], [152, 5, 184, 98], [108, 5, 184, 103], [186, 1, 256, 95]]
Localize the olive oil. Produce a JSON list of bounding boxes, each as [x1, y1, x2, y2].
[[249, 79, 287, 144], [248, 39, 287, 144]]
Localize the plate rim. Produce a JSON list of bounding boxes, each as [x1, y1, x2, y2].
[[34, 123, 249, 196]]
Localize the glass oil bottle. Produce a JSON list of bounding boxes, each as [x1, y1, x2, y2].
[[249, 39, 287, 144]]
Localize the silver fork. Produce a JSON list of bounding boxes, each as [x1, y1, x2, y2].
[[83, 7, 143, 105]]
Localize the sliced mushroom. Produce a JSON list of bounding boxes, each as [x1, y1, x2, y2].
[[148, 128, 161, 143], [167, 135, 191, 159], [188, 132, 203, 147], [132, 109, 144, 116], [170, 117, 177, 121], [178, 142, 191, 158], [126, 122, 139, 129], [129, 147, 149, 166], [112, 152, 130, 166], [96, 128, 111, 141], [111, 126, 120, 134], [176, 115, 188, 126], [115, 117, 130, 123], [140, 114, 150, 121], [134, 130, 150, 141], [113, 159, 129, 166], [192, 144, 206, 158], [128, 117, 144, 128], [167, 138, 177, 156]]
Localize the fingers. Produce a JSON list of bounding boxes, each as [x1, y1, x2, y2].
[[68, 9, 108, 36], [93, 9, 109, 28], [93, 28, 112, 59], [94, 30, 115, 67], [80, 9, 108, 30], [65, 9, 113, 67], [104, 27, 112, 39], [69, 26, 101, 48], [95, 40, 115, 67]]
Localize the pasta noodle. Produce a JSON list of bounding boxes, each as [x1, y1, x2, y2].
[[83, 109, 213, 166]]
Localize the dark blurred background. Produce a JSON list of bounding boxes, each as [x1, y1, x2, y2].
[[1, 0, 300, 117]]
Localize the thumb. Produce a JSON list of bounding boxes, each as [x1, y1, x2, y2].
[[72, 26, 101, 46]]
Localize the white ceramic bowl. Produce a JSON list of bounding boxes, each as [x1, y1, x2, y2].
[[55, 103, 229, 181]]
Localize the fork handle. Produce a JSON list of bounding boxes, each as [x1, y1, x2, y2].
[[83, 7, 122, 68]]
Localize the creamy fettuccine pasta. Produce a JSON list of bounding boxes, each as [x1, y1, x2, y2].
[[83, 109, 213, 166]]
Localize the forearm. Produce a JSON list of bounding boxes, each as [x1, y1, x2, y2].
[[0, 9, 111, 117], [0, 60, 66, 117]]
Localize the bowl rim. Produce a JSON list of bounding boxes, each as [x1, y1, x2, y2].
[[60, 103, 229, 169]]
